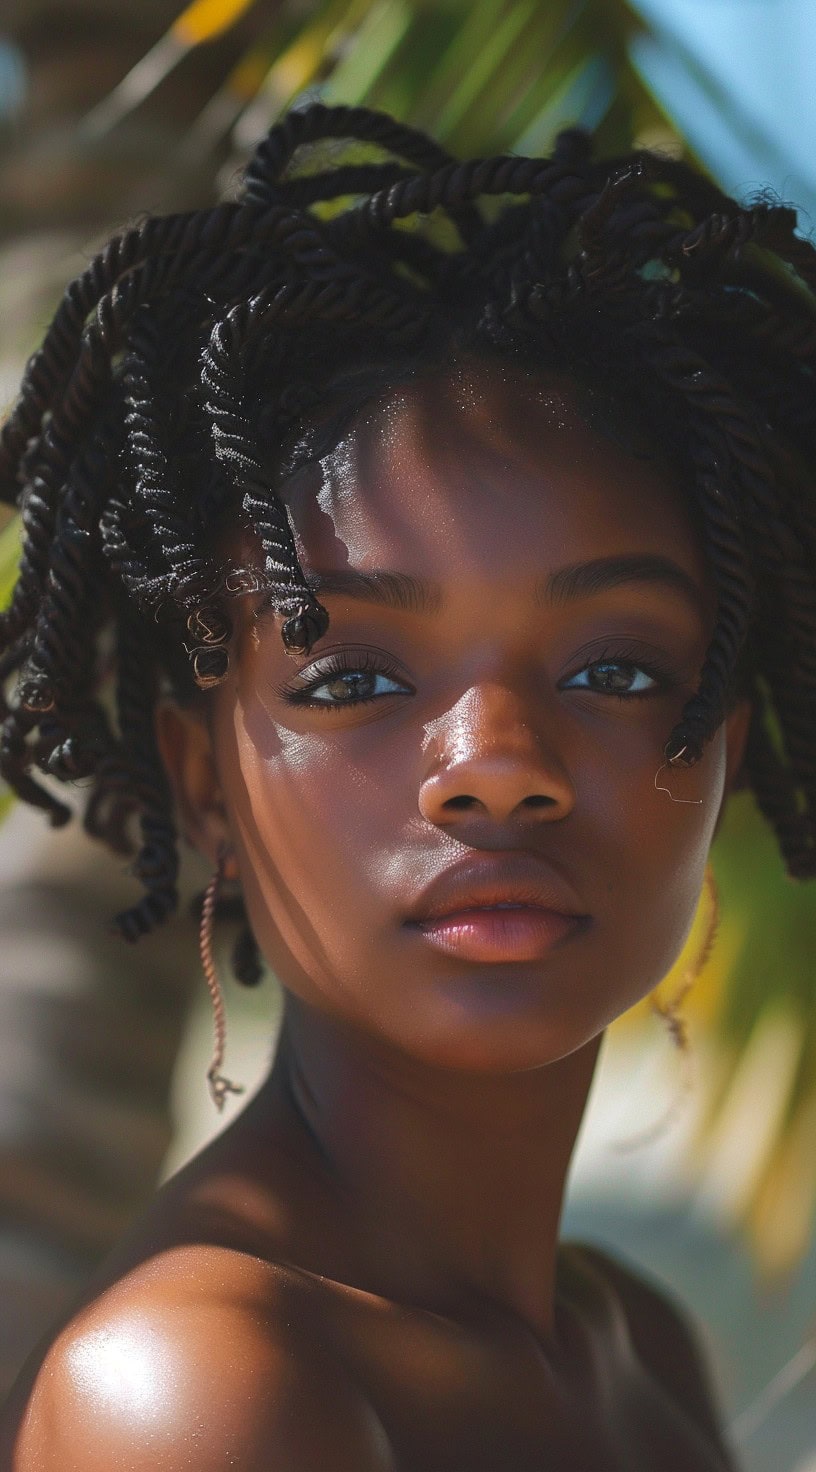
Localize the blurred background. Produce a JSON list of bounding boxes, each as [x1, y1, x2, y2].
[[0, 1, 814, 1466]]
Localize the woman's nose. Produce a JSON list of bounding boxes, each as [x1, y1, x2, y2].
[[417, 684, 575, 828]]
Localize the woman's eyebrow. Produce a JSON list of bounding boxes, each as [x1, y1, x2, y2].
[[538, 554, 706, 612], [300, 555, 704, 614], [304, 568, 444, 614]]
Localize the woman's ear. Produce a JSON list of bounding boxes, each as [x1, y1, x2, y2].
[[154, 701, 238, 879]]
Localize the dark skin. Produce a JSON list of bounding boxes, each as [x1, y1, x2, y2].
[[1, 363, 751, 1471]]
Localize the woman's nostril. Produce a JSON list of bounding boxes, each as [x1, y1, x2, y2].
[[431, 788, 568, 822]]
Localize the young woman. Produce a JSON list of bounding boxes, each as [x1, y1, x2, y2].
[[0, 103, 813, 1471]]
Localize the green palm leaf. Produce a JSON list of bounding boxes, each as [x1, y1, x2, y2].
[[0, 518, 19, 611]]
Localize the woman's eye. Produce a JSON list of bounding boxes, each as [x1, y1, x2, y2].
[[301, 668, 409, 705], [562, 659, 661, 697]]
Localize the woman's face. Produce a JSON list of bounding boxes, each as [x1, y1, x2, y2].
[[196, 364, 749, 1072]]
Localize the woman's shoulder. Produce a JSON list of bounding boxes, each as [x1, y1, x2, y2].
[[560, 1239, 735, 1467], [1, 1243, 395, 1472]]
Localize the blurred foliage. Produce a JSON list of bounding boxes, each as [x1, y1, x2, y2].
[[0, 520, 19, 610], [0, 0, 813, 1279], [0, 0, 677, 233]]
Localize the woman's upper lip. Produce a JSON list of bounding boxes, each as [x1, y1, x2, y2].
[[404, 854, 587, 925]]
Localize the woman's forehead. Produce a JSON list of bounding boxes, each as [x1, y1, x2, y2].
[[277, 363, 711, 598]]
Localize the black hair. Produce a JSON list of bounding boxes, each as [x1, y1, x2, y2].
[[1, 102, 814, 975]]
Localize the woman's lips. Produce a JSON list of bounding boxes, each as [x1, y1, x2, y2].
[[409, 904, 586, 963]]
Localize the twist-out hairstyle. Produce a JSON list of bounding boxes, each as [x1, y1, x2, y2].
[[1, 102, 815, 968]]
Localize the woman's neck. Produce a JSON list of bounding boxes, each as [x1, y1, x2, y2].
[[258, 998, 603, 1342]]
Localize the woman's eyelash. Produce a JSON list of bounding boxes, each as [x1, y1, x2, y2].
[[561, 644, 679, 699], [276, 651, 412, 707], [277, 642, 680, 711]]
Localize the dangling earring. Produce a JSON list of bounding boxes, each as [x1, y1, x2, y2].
[[199, 842, 245, 1112], [654, 744, 704, 805], [650, 862, 720, 1053], [613, 863, 720, 1153]]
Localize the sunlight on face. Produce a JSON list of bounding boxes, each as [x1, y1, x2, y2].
[[209, 362, 738, 1073]]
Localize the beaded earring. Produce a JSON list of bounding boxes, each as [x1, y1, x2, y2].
[[199, 842, 246, 1111], [614, 863, 720, 1153], [650, 861, 720, 1053]]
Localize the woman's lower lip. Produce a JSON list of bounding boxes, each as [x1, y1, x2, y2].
[[409, 907, 585, 962]]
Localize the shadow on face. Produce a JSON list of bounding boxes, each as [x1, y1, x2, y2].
[[179, 359, 750, 1075]]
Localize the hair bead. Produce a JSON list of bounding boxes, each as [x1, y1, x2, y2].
[[192, 646, 230, 689], [281, 601, 329, 657]]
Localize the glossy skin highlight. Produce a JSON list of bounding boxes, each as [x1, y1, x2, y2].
[[212, 366, 733, 1072], [0, 364, 749, 1472]]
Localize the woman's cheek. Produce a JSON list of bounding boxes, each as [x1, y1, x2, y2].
[[605, 731, 726, 1001], [221, 699, 399, 997]]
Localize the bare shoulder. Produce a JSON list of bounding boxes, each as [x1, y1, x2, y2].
[[1, 1245, 394, 1472], [566, 1241, 736, 1467]]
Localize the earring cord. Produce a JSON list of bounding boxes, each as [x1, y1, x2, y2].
[[199, 844, 245, 1111], [611, 864, 719, 1153], [654, 744, 704, 805], [602, 861, 816, 1445]]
